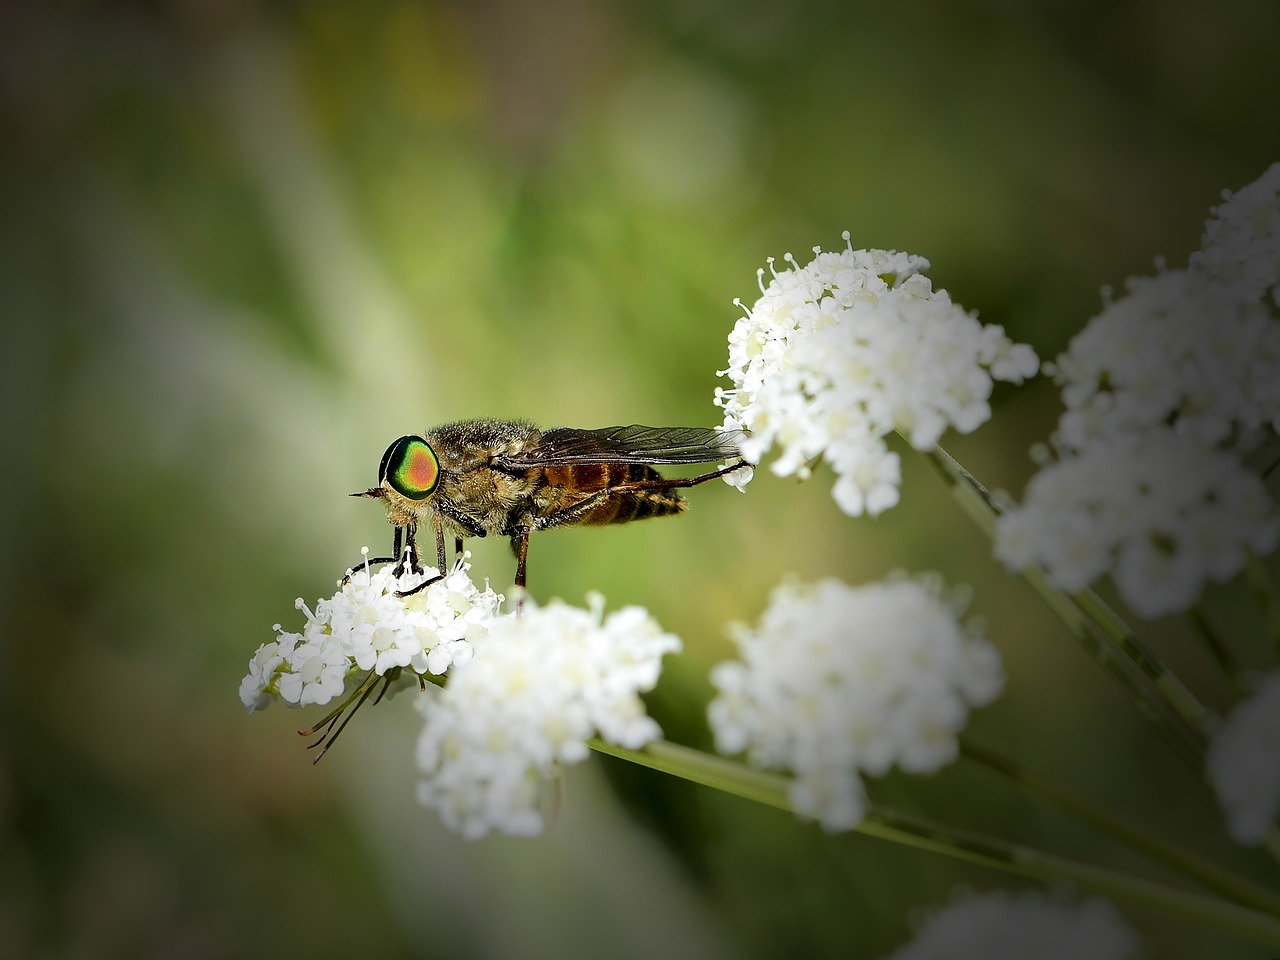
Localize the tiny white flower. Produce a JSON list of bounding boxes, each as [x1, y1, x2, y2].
[[1004, 161, 1280, 621], [1207, 671, 1280, 846], [883, 891, 1141, 960], [708, 574, 1003, 831], [716, 233, 1038, 516], [1050, 268, 1280, 453], [995, 429, 1280, 618], [415, 594, 680, 839], [277, 630, 351, 707], [1191, 161, 1280, 305], [830, 435, 901, 517], [240, 556, 503, 713], [238, 631, 295, 713]]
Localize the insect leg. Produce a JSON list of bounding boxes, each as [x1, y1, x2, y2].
[[391, 510, 450, 598], [391, 525, 412, 576], [530, 460, 750, 534], [512, 526, 531, 590], [434, 500, 487, 538], [613, 460, 750, 492], [340, 555, 398, 585], [401, 523, 424, 576], [394, 570, 444, 598], [433, 510, 447, 571], [394, 519, 447, 598], [532, 490, 617, 531], [341, 530, 401, 585], [455, 537, 464, 564]]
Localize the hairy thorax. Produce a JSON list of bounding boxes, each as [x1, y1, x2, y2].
[[423, 420, 543, 537]]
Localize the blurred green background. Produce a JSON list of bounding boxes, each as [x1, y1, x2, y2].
[[2, 1, 1279, 957]]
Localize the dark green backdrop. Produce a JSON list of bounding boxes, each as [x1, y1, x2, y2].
[[2, 1, 1277, 957]]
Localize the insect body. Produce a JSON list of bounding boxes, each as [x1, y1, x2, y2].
[[353, 420, 749, 591]]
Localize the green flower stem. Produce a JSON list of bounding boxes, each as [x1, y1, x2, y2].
[[590, 738, 793, 813], [1070, 588, 1214, 736], [587, 739, 1280, 949], [960, 740, 1280, 916], [1022, 565, 1205, 772], [921, 444, 1211, 768], [1189, 606, 1244, 694], [861, 807, 1280, 951]]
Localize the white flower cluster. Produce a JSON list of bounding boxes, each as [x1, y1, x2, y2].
[[882, 891, 1140, 960], [1050, 269, 1280, 452], [415, 595, 680, 839], [994, 432, 1280, 618], [999, 162, 1280, 617], [714, 233, 1038, 516], [1191, 161, 1280, 305], [708, 575, 1003, 831], [1207, 670, 1280, 846], [239, 557, 503, 713]]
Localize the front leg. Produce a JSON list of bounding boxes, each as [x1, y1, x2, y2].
[[397, 523, 423, 576], [432, 511, 447, 572], [435, 499, 488, 539], [396, 508, 484, 599], [340, 525, 404, 585], [341, 553, 397, 585]]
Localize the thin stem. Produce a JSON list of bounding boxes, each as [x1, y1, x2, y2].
[[306, 671, 382, 763], [960, 740, 1280, 916], [861, 807, 1280, 950], [1071, 588, 1214, 735], [591, 739, 793, 812], [1022, 564, 1206, 771], [588, 739, 1280, 949], [922, 444, 1211, 768], [298, 669, 379, 737], [1188, 606, 1244, 694]]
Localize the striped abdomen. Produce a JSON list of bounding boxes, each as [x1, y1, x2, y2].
[[540, 463, 687, 526]]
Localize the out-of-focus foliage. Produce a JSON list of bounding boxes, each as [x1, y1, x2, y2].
[[1, 1, 1277, 957]]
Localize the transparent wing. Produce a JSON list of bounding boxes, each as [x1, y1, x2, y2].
[[494, 425, 746, 468]]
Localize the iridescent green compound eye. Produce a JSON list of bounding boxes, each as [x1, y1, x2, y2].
[[378, 435, 440, 500]]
